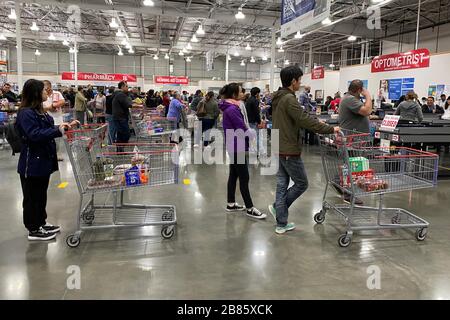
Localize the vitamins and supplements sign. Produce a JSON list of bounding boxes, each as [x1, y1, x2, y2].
[[371, 48, 430, 73]]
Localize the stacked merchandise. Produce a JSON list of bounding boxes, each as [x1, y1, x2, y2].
[[340, 156, 389, 192]]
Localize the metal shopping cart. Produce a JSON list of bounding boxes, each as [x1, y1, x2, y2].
[[64, 124, 179, 248], [130, 108, 177, 143], [314, 129, 439, 247]]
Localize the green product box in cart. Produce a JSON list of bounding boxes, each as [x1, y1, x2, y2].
[[349, 157, 369, 173]]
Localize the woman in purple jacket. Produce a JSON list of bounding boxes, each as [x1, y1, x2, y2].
[[219, 83, 266, 219]]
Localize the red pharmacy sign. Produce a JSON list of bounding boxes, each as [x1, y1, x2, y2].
[[61, 72, 137, 82], [154, 76, 189, 85]]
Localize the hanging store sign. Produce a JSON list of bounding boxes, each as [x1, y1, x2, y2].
[[371, 48, 430, 73], [311, 66, 325, 80], [61, 72, 137, 82], [154, 76, 189, 85], [281, 0, 331, 38]]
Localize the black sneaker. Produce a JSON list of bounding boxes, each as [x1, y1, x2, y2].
[[42, 223, 61, 234], [28, 227, 57, 241], [246, 208, 267, 220], [226, 203, 246, 212]]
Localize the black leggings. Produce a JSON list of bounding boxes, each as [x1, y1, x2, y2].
[[227, 154, 253, 209], [20, 175, 50, 232]]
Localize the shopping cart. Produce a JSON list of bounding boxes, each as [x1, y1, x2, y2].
[[130, 110, 177, 143], [64, 124, 179, 248], [314, 129, 439, 247]]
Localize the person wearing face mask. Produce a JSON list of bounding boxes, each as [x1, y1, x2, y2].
[[16, 79, 78, 241]]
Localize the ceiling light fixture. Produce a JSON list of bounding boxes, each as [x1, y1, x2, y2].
[[121, 39, 128, 46], [153, 54, 159, 60], [116, 29, 124, 37], [294, 31, 303, 39], [186, 57, 192, 62], [245, 43, 251, 51], [329, 63, 336, 68], [227, 55, 231, 61], [278, 46, 284, 53], [284, 59, 290, 65], [262, 54, 268, 61], [250, 56, 255, 63], [8, 9, 16, 20], [109, 18, 119, 29], [164, 53, 169, 59], [118, 47, 123, 56], [348, 35, 357, 41], [34, 49, 41, 56], [322, 17, 332, 25], [233, 49, 239, 57], [186, 43, 192, 50], [30, 22, 39, 31], [0, 34, 7, 41], [182, 47, 188, 53], [125, 42, 132, 49], [128, 47, 134, 54], [240, 60, 245, 66], [191, 34, 199, 43], [69, 47, 78, 54], [62, 39, 69, 46], [48, 33, 56, 40], [235, 7, 245, 20], [179, 51, 184, 56], [143, 0, 155, 6], [276, 37, 283, 46], [196, 25, 205, 35]]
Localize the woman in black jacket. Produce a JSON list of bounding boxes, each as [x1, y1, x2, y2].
[[16, 79, 78, 241]]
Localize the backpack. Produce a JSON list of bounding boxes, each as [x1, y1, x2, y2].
[[5, 121, 23, 156], [196, 100, 207, 118]]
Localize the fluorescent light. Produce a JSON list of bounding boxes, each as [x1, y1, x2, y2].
[[276, 37, 283, 46], [118, 48, 123, 56], [240, 60, 245, 66], [262, 55, 268, 61], [284, 60, 289, 65], [116, 29, 124, 37], [62, 39, 69, 46], [196, 25, 205, 36], [186, 57, 191, 62], [48, 33, 56, 40], [191, 34, 199, 43], [278, 46, 284, 53], [250, 56, 255, 63], [235, 7, 245, 19], [34, 49, 41, 56], [109, 18, 119, 29], [0, 34, 6, 41], [128, 47, 134, 54], [348, 35, 357, 41], [8, 9, 16, 20], [143, 0, 155, 6], [30, 22, 39, 31], [153, 54, 159, 60], [164, 53, 169, 59], [186, 43, 192, 50], [294, 31, 303, 39], [179, 51, 184, 56], [322, 17, 332, 25], [245, 43, 251, 51]]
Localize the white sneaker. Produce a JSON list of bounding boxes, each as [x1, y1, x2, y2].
[[246, 207, 267, 220]]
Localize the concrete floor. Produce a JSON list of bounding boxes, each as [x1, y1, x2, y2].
[[1, 143, 450, 300]]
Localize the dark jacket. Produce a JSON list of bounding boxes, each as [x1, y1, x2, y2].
[[272, 88, 334, 155], [105, 92, 116, 115], [190, 95, 202, 111], [112, 91, 132, 120], [4, 91, 19, 103], [245, 96, 261, 125], [16, 108, 62, 177]]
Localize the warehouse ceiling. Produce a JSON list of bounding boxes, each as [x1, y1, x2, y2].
[[0, 0, 449, 66]]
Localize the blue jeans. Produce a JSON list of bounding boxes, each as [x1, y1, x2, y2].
[[105, 114, 116, 145], [114, 118, 130, 144], [274, 156, 309, 227]]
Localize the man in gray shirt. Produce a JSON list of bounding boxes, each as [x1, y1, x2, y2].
[[339, 80, 372, 133]]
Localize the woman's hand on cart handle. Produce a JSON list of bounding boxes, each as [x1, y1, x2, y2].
[[59, 123, 71, 133], [69, 120, 80, 128], [333, 126, 341, 134]]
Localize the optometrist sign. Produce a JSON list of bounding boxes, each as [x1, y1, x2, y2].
[[281, 0, 331, 38], [371, 48, 430, 73]]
